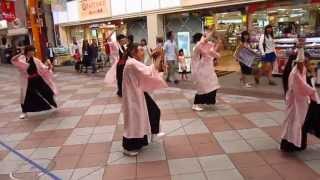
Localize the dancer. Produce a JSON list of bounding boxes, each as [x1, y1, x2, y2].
[[281, 48, 320, 152], [104, 34, 127, 97], [120, 43, 167, 156], [191, 30, 221, 111], [11, 46, 58, 119]]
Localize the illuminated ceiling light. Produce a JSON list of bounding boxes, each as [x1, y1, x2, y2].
[[277, 8, 287, 11]]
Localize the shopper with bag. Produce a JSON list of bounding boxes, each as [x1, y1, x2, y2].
[[234, 31, 258, 88]]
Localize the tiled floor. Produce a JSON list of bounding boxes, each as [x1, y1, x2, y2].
[[0, 66, 320, 180]]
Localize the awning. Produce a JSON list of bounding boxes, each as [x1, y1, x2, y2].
[[7, 28, 29, 36]]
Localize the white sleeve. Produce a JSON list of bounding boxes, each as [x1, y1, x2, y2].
[[259, 34, 265, 55]]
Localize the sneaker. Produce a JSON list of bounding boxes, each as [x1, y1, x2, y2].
[[192, 105, 203, 111], [151, 132, 165, 142], [123, 149, 139, 156], [244, 83, 253, 88], [19, 113, 27, 119]]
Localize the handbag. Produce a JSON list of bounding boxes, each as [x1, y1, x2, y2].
[[238, 48, 257, 68]]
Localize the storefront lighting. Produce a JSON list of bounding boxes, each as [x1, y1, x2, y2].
[[107, 22, 111, 25], [120, 21, 124, 25], [277, 8, 287, 11]]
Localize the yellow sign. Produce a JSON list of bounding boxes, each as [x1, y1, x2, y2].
[[205, 16, 215, 27], [79, 0, 107, 21]]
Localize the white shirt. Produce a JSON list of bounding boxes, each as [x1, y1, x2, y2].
[[259, 34, 276, 55], [164, 40, 177, 61], [49, 48, 54, 58]]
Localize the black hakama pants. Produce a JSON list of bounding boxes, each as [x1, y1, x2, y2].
[[122, 93, 161, 151], [21, 76, 57, 113], [116, 64, 125, 97], [194, 90, 217, 105], [281, 101, 320, 152]]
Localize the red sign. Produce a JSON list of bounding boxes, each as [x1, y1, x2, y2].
[[1, 0, 16, 22]]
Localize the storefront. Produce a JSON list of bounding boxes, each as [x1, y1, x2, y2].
[[248, 1, 320, 75], [162, 0, 320, 75]]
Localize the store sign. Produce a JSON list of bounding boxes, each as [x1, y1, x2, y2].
[[1, 0, 16, 22], [79, 0, 107, 20]]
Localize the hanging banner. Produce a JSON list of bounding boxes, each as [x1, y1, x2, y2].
[[1, 0, 16, 22], [79, 0, 107, 21]]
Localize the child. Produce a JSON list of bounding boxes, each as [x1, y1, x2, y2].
[[178, 49, 187, 80], [74, 49, 81, 72]]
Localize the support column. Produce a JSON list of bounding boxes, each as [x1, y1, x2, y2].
[[28, 0, 42, 59], [147, 14, 164, 48]]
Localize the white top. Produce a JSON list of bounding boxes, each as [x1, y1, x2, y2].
[[164, 40, 177, 61], [259, 34, 276, 55], [49, 48, 54, 58], [71, 43, 80, 55]]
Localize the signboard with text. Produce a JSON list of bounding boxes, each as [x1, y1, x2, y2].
[[79, 0, 107, 21]]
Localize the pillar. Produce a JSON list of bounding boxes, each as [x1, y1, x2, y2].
[[28, 0, 42, 59], [147, 14, 164, 48]]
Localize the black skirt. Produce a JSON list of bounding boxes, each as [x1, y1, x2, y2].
[[122, 93, 161, 151], [280, 101, 320, 152], [194, 90, 217, 105], [21, 76, 57, 113], [239, 62, 252, 75]]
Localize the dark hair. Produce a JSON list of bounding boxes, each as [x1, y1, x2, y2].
[[192, 33, 203, 44], [116, 34, 126, 41], [24, 45, 35, 55], [179, 49, 184, 54], [126, 43, 140, 59], [166, 31, 173, 39], [264, 25, 274, 38], [241, 31, 250, 43], [141, 38, 147, 45], [82, 40, 89, 50], [156, 37, 163, 44], [127, 35, 134, 42]]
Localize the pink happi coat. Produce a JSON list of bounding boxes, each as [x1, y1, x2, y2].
[[191, 40, 221, 94], [122, 58, 168, 138], [104, 42, 124, 85], [281, 66, 319, 147], [11, 55, 58, 104]]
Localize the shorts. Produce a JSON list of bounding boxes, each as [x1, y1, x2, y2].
[[262, 52, 277, 63]]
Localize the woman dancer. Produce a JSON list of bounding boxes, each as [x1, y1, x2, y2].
[[104, 34, 127, 97], [281, 48, 320, 152], [191, 29, 221, 111], [11, 46, 58, 119], [120, 43, 167, 156]]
